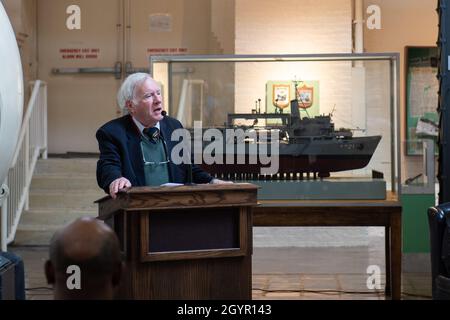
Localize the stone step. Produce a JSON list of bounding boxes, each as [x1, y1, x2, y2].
[[18, 208, 97, 228], [34, 158, 98, 175], [31, 174, 99, 190], [13, 229, 55, 246], [29, 190, 104, 210], [14, 158, 102, 245], [15, 208, 99, 246]]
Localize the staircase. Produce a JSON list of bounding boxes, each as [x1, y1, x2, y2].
[[13, 158, 104, 246]]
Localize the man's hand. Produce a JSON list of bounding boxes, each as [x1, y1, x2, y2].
[[109, 177, 131, 199], [210, 178, 233, 184]]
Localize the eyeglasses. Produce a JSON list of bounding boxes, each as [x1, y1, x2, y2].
[[140, 139, 171, 166]]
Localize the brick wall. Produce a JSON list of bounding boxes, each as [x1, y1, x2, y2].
[[235, 0, 351, 54], [233, 0, 354, 132]]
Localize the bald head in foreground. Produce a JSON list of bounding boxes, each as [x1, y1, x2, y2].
[[45, 217, 122, 300]]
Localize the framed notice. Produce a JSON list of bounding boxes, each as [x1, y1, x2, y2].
[[405, 46, 439, 155], [272, 84, 291, 109]]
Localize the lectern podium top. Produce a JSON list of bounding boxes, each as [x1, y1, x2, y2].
[[95, 183, 259, 219], [96, 183, 258, 202]]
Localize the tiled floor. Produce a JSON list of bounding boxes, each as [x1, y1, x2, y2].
[[8, 245, 431, 300], [10, 246, 52, 300]]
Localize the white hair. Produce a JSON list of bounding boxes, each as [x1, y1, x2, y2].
[[116, 73, 153, 113]]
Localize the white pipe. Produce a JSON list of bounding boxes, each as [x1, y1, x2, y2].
[[354, 0, 364, 53], [177, 79, 189, 125], [351, 0, 366, 135]]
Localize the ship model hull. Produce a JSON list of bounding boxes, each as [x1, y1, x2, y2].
[[195, 135, 381, 179]]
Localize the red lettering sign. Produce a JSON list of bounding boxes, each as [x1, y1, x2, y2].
[[58, 48, 101, 59], [146, 47, 188, 55]]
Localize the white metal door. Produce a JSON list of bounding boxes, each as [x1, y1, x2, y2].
[[38, 0, 123, 153]]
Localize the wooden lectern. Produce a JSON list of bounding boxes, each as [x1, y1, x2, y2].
[[95, 183, 258, 300]]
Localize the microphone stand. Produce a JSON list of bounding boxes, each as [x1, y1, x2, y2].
[[185, 163, 195, 186], [184, 124, 195, 186]]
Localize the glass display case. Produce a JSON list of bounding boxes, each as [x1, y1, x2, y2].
[[150, 53, 400, 199]]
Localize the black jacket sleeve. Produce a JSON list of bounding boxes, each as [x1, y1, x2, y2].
[[191, 163, 213, 184], [96, 128, 123, 193]]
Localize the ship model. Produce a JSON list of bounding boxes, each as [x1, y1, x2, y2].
[[192, 97, 381, 180]]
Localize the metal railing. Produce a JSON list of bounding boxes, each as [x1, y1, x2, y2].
[[1, 80, 47, 250]]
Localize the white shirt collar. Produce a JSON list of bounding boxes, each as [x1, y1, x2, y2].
[[132, 116, 160, 136]]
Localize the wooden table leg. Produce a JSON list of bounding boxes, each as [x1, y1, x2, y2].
[[390, 209, 402, 300], [385, 225, 391, 296]]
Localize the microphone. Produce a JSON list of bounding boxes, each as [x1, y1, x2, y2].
[[182, 130, 194, 186], [161, 110, 167, 117]]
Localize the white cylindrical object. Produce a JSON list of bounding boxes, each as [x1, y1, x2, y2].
[[0, 2, 23, 187]]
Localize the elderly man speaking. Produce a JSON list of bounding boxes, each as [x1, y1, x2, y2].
[[96, 73, 230, 198]]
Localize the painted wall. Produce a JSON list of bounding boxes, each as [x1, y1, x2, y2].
[[211, 0, 235, 54], [235, 0, 352, 54], [363, 0, 438, 183]]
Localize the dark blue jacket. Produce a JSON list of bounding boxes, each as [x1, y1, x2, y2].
[[96, 114, 212, 193]]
